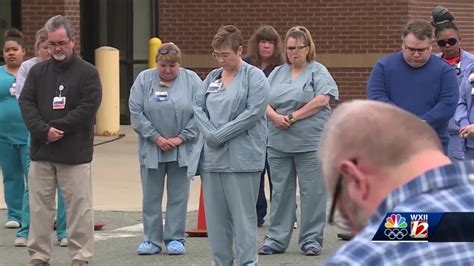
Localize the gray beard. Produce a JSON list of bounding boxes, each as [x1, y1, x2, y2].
[[53, 53, 66, 61]]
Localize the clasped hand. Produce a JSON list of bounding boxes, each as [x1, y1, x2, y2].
[[155, 136, 183, 151], [460, 125, 474, 139], [271, 113, 291, 129], [47, 127, 64, 143]]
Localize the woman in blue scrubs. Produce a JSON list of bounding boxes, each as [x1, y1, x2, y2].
[[430, 6, 474, 160], [259, 26, 339, 256], [244, 25, 284, 227], [129, 42, 201, 255], [190, 25, 269, 265], [0, 28, 26, 230]]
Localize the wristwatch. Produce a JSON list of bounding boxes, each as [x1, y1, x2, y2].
[[288, 114, 297, 125]]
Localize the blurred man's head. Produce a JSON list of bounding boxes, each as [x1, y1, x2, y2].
[[320, 100, 449, 233]]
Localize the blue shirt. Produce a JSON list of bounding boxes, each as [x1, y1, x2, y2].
[[367, 52, 459, 151], [444, 50, 474, 133], [324, 160, 474, 265]]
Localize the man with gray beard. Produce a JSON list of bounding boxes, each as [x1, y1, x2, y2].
[[19, 15, 102, 266]]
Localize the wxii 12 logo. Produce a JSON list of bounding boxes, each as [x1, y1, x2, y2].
[[409, 214, 429, 239]]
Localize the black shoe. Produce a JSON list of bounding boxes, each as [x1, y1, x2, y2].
[[337, 232, 353, 241]]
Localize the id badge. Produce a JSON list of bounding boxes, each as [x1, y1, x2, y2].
[[206, 80, 223, 93], [9, 87, 16, 96], [155, 91, 169, 101], [52, 96, 66, 109]]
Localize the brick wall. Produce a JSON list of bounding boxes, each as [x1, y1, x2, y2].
[[408, 0, 474, 53], [160, 0, 474, 102], [159, 0, 410, 54], [21, 0, 80, 57], [18, 0, 474, 102], [159, 0, 411, 101]]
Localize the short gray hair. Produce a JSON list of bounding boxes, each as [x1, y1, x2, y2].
[[45, 15, 75, 38]]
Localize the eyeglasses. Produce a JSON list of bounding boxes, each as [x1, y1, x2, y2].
[[211, 52, 231, 60], [403, 43, 431, 55], [47, 39, 71, 48], [286, 45, 307, 52], [437, 38, 458, 47], [328, 174, 353, 231], [158, 48, 178, 55]]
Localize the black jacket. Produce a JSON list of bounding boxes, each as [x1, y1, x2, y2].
[[19, 54, 102, 164]]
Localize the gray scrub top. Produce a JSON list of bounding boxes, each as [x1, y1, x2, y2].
[[267, 61, 339, 153], [190, 61, 269, 174], [129, 67, 202, 168]]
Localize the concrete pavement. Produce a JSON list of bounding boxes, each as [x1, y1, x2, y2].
[[0, 126, 346, 265]]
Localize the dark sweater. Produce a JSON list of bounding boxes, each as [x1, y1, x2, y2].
[[367, 52, 459, 151], [19, 54, 102, 164]]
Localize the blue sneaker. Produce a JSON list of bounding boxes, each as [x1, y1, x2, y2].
[[136, 241, 161, 255], [258, 245, 282, 255], [167, 240, 185, 255], [303, 244, 321, 256]]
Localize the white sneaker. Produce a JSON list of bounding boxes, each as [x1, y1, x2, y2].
[[14, 237, 27, 247], [59, 238, 68, 247], [5, 221, 20, 228]]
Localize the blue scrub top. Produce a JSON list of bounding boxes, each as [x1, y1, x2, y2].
[[129, 67, 202, 168], [267, 61, 339, 153], [190, 61, 269, 174], [0, 65, 28, 145]]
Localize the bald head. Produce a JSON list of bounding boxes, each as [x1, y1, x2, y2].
[[320, 100, 442, 188]]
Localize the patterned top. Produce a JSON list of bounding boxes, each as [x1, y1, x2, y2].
[[324, 160, 474, 266]]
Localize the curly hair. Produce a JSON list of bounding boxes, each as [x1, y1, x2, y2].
[[247, 25, 283, 68]]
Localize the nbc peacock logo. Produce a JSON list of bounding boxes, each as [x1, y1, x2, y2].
[[383, 214, 409, 240]]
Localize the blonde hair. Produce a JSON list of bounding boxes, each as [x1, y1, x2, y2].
[[211, 25, 243, 52], [155, 42, 182, 64], [284, 26, 317, 63], [34, 27, 48, 55]]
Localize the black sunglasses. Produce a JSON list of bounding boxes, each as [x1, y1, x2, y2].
[[437, 38, 458, 47], [158, 48, 178, 55]]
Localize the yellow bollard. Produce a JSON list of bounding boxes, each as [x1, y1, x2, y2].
[[148, 37, 162, 68], [95, 46, 120, 136]]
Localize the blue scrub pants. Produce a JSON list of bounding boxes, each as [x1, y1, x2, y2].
[[465, 147, 474, 160], [447, 134, 465, 161], [140, 162, 190, 246], [201, 171, 260, 266], [0, 143, 27, 223], [264, 147, 326, 252]]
